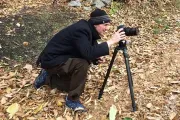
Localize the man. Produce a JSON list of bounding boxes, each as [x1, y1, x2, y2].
[[34, 8, 126, 112]]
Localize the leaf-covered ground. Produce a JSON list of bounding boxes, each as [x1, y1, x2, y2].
[[0, 0, 180, 120]]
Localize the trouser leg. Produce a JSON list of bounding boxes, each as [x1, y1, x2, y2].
[[46, 58, 90, 101]]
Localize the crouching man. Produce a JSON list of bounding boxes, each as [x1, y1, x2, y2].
[[34, 8, 126, 112]]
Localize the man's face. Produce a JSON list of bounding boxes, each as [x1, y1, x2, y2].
[[94, 23, 110, 36]]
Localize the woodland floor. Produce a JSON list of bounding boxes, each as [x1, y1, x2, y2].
[[0, 0, 180, 120]]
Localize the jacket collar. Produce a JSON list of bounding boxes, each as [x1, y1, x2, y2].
[[88, 20, 101, 40]]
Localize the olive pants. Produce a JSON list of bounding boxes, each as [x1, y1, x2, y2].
[[45, 58, 89, 101]]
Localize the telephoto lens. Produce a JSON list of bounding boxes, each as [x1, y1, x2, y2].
[[117, 25, 139, 36]]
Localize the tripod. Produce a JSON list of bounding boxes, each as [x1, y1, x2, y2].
[[98, 40, 136, 112]]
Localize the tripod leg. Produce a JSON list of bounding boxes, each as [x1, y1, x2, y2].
[[98, 47, 119, 99], [123, 49, 133, 86], [123, 48, 136, 111]]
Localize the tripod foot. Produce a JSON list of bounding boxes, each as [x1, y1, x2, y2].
[[132, 104, 137, 112]]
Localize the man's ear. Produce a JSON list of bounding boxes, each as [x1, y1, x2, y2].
[[94, 24, 100, 29], [94, 25, 98, 30]]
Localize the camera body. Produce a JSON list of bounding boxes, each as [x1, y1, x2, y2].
[[117, 25, 139, 36], [117, 25, 139, 47]]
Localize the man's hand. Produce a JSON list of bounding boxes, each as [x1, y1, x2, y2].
[[107, 28, 126, 47], [93, 57, 105, 65], [96, 57, 105, 64]]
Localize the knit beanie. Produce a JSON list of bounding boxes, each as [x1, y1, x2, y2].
[[89, 9, 111, 25]]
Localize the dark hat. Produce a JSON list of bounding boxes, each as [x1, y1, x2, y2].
[[89, 9, 111, 25]]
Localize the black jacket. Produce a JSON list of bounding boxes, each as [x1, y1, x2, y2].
[[37, 19, 109, 69]]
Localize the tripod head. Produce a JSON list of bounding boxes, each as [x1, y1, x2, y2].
[[119, 40, 126, 48], [118, 40, 128, 51]]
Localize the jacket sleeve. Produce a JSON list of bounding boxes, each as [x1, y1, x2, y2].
[[72, 29, 109, 60]]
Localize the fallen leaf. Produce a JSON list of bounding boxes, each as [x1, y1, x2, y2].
[[26, 89, 30, 97], [109, 104, 117, 120], [1, 97, 7, 104], [5, 93, 13, 98], [146, 103, 153, 109], [84, 97, 92, 104], [114, 95, 118, 102], [26, 117, 37, 120], [16, 23, 20, 27], [104, 86, 116, 92], [13, 64, 21, 67], [146, 113, 163, 120], [169, 112, 178, 120], [56, 100, 63, 107], [33, 104, 43, 114], [53, 110, 58, 117], [50, 88, 57, 94], [170, 81, 180, 84], [65, 115, 73, 120], [171, 90, 180, 94], [56, 116, 65, 120], [23, 42, 29, 46], [6, 87, 12, 93], [146, 116, 162, 120], [23, 64, 33, 73], [6, 103, 20, 119], [86, 114, 93, 119]]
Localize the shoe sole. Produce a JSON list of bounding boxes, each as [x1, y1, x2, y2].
[[65, 105, 87, 113]]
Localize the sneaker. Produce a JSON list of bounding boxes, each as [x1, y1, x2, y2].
[[34, 69, 48, 89], [65, 97, 86, 112]]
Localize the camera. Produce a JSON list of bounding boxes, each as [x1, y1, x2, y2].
[[117, 25, 139, 47], [117, 25, 139, 36]]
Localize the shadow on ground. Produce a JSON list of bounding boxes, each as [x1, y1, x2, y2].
[[0, 7, 80, 65]]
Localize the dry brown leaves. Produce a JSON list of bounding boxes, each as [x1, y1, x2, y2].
[[0, 0, 180, 120], [0, 0, 53, 17]]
